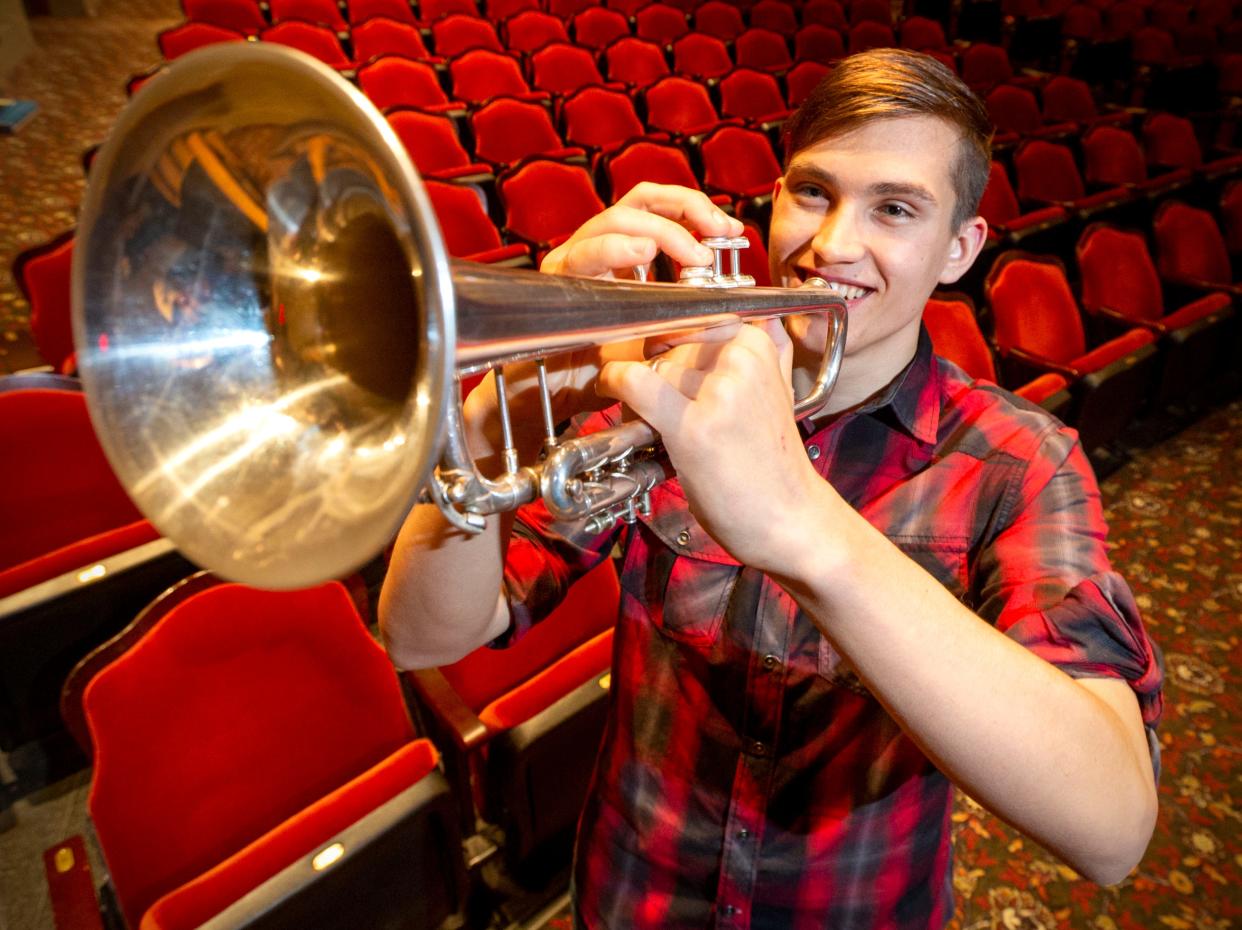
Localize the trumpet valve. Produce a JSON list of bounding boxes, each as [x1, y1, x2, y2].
[[681, 237, 756, 288]]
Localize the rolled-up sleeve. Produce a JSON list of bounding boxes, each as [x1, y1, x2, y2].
[[974, 424, 1164, 736]]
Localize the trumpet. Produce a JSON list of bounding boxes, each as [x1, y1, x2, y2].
[[72, 43, 846, 590]]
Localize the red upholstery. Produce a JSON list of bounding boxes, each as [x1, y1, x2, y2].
[[346, 0, 419, 25], [182, 0, 266, 35], [0, 383, 145, 577], [84, 580, 417, 928], [500, 159, 606, 248], [700, 125, 783, 200], [432, 12, 501, 56], [140, 740, 439, 930], [1015, 140, 1091, 202], [847, 20, 894, 53], [358, 56, 458, 111], [794, 24, 845, 61], [260, 22, 351, 69], [478, 628, 612, 730], [268, 0, 346, 29], [1077, 225, 1164, 322], [471, 96, 584, 166], [672, 33, 734, 82], [561, 86, 648, 154], [530, 42, 610, 96], [1039, 75, 1127, 128], [899, 15, 946, 50], [977, 160, 1068, 239], [425, 180, 531, 264], [604, 36, 671, 88], [960, 42, 1014, 92], [750, 0, 798, 36], [1222, 181, 1242, 254], [1014, 373, 1070, 405], [1072, 327, 1156, 371], [351, 17, 433, 63], [719, 68, 790, 125], [645, 75, 727, 137], [986, 84, 1074, 138], [13, 230, 75, 373], [604, 139, 717, 202], [1060, 2, 1102, 39], [547, 0, 592, 18], [439, 560, 619, 713], [1103, 0, 1146, 37], [487, 0, 538, 18], [449, 48, 544, 104], [1081, 125, 1193, 195], [735, 27, 792, 73], [635, 2, 689, 45], [786, 60, 830, 107], [987, 256, 1088, 363], [738, 219, 771, 286], [419, 0, 478, 21], [571, 6, 629, 49], [1154, 201, 1233, 284], [156, 22, 245, 60], [387, 109, 490, 180], [694, 0, 745, 41], [801, 0, 848, 30], [1142, 112, 1203, 169], [923, 297, 998, 382], [1130, 25, 1177, 65], [0, 519, 159, 601], [849, 0, 892, 25], [503, 10, 569, 52]]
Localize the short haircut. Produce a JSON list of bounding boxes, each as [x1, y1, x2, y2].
[[781, 49, 993, 228]]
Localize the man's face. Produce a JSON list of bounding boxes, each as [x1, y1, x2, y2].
[[768, 115, 986, 401]]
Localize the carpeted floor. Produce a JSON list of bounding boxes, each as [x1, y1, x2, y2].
[[1, 5, 1239, 929]]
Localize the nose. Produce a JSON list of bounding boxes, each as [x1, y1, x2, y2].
[[810, 204, 866, 266]]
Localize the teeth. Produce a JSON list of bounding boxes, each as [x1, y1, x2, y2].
[[823, 280, 868, 300]]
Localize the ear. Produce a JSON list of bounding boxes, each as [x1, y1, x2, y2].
[[937, 215, 989, 285], [771, 176, 786, 206]]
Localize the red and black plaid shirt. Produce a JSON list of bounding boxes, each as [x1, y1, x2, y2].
[[500, 331, 1163, 930]]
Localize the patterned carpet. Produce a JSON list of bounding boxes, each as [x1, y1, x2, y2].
[[1, 5, 1239, 929]]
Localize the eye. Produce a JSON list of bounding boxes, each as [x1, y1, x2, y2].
[[877, 202, 914, 219], [791, 181, 828, 202]]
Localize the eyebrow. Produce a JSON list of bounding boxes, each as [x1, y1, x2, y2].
[[786, 164, 939, 206]]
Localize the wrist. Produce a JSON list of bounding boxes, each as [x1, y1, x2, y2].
[[763, 476, 857, 593]]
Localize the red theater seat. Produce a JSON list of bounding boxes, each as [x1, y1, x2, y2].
[[350, 16, 434, 63], [571, 5, 630, 50], [671, 32, 734, 83], [750, 0, 798, 36], [604, 36, 671, 89], [923, 293, 1071, 413], [449, 47, 548, 105], [802, 0, 848, 30], [156, 22, 245, 60], [357, 55, 463, 112], [53, 574, 465, 930], [12, 229, 76, 373], [471, 96, 586, 167], [719, 68, 791, 130], [602, 138, 730, 208], [1077, 222, 1235, 406], [408, 559, 620, 868], [644, 74, 735, 140], [700, 124, 783, 212], [182, 0, 266, 35], [561, 85, 654, 155], [794, 23, 845, 62], [635, 2, 690, 45], [1153, 200, 1241, 296], [499, 157, 606, 255], [735, 26, 793, 73], [694, 0, 746, 41], [529, 41, 616, 97], [387, 108, 493, 182], [431, 12, 503, 55], [985, 251, 1158, 456], [260, 21, 352, 70], [502, 9, 569, 52], [786, 59, 831, 107], [268, 0, 347, 29], [346, 0, 419, 24], [425, 180, 532, 265]]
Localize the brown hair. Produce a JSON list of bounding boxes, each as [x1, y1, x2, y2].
[[781, 49, 993, 228]]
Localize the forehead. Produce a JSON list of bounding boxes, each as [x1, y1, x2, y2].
[[787, 115, 961, 201]]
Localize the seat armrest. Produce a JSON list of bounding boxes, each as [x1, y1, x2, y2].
[[996, 343, 1083, 381], [43, 836, 104, 930], [406, 668, 491, 753], [1088, 303, 1167, 337]]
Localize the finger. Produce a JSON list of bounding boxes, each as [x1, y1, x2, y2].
[[753, 318, 795, 392], [597, 358, 691, 435], [646, 355, 710, 399], [570, 205, 717, 270], [618, 183, 744, 241], [550, 233, 660, 278], [643, 321, 744, 357]]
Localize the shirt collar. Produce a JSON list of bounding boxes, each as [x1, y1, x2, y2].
[[814, 326, 942, 446]]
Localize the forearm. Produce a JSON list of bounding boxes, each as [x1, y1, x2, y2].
[[771, 483, 1157, 884]]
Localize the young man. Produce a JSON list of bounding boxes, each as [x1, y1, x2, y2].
[[380, 49, 1162, 929]]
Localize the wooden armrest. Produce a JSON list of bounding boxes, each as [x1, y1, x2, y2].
[[407, 668, 491, 753]]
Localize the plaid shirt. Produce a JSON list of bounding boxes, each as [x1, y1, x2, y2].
[[501, 330, 1163, 930]]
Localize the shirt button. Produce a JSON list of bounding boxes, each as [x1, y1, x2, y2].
[[762, 653, 780, 670], [736, 827, 750, 839], [807, 444, 821, 460], [721, 904, 740, 917], [748, 740, 770, 757], [676, 529, 691, 546]]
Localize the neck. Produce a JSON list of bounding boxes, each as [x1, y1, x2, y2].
[[794, 328, 920, 417]]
